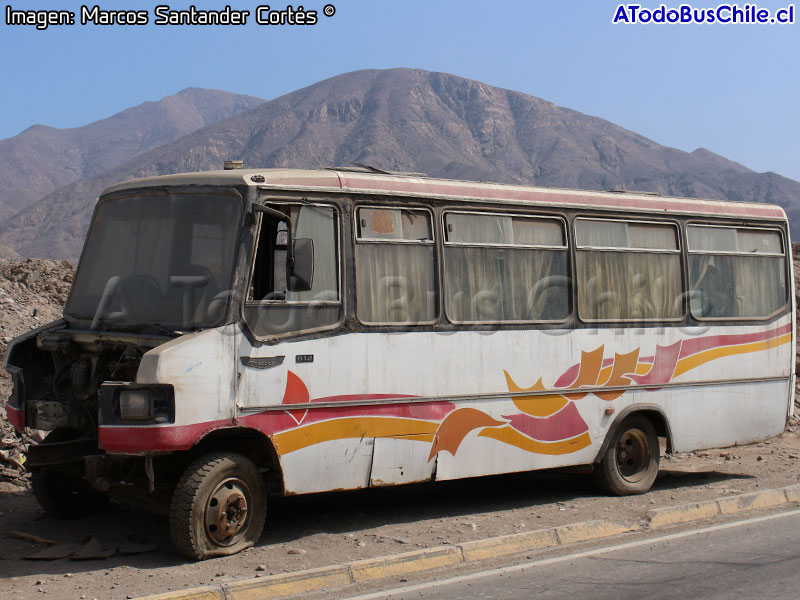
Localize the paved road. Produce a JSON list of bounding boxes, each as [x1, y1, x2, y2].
[[345, 509, 800, 600]]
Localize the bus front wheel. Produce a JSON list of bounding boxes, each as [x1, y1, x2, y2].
[[170, 452, 266, 560], [594, 415, 659, 495]]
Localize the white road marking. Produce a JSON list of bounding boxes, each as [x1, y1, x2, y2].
[[342, 507, 800, 600]]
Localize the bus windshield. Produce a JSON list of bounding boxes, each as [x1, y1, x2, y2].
[[65, 191, 242, 331]]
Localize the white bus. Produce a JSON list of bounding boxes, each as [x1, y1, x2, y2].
[[5, 166, 794, 559]]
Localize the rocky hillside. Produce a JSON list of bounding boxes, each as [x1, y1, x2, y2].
[[0, 88, 264, 223], [0, 259, 74, 394], [1, 68, 799, 262], [0, 259, 75, 485], [0, 245, 21, 261]]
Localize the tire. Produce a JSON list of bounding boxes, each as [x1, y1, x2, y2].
[[31, 430, 109, 518], [170, 452, 267, 560], [594, 415, 659, 495]]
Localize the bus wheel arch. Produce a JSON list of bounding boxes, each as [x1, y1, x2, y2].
[[193, 427, 284, 495], [593, 407, 671, 496]]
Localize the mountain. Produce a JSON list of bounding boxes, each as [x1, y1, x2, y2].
[[0, 88, 265, 222], [1, 68, 798, 261]]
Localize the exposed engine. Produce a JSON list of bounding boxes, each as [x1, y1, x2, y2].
[[9, 327, 161, 435]]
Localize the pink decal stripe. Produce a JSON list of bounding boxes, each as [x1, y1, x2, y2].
[[502, 402, 589, 443], [628, 341, 682, 385], [678, 323, 791, 359], [554, 364, 580, 388]]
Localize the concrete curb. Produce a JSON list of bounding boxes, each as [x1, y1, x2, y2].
[[135, 589, 224, 600], [224, 565, 351, 600], [349, 546, 463, 583], [136, 519, 636, 600], [646, 483, 800, 529], [459, 527, 559, 561], [139, 484, 800, 600]]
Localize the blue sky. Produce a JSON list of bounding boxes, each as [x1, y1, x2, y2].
[[2, 1, 798, 181]]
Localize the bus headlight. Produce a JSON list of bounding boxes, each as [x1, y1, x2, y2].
[[119, 390, 153, 421], [99, 383, 175, 425]]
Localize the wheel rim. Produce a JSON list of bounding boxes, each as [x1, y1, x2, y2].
[[204, 477, 252, 547], [615, 429, 650, 482]]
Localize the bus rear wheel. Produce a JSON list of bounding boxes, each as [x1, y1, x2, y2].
[[594, 415, 659, 495], [170, 452, 266, 560]]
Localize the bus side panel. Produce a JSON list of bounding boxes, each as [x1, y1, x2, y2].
[[659, 380, 790, 452], [279, 438, 375, 494], [237, 319, 792, 495], [370, 437, 437, 486], [432, 403, 599, 482]]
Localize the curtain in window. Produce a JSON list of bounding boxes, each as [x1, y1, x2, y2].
[[355, 244, 437, 323], [577, 252, 682, 320], [687, 225, 786, 319], [444, 247, 568, 321], [689, 254, 785, 318]]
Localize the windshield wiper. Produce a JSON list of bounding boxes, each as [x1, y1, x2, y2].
[[124, 323, 180, 337]]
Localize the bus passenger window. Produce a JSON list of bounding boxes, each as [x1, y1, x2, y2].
[[355, 207, 437, 324], [575, 219, 682, 322], [687, 226, 786, 319], [443, 212, 569, 323]]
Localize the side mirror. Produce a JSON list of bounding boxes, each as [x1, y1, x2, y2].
[[288, 238, 314, 292]]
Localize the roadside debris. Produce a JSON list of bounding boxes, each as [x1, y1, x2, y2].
[[8, 530, 157, 561], [8, 530, 58, 545]]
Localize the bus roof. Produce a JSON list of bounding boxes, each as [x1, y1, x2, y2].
[[101, 167, 787, 222]]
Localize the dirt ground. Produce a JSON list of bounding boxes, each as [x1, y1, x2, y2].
[[1, 250, 800, 599], [2, 430, 800, 599]]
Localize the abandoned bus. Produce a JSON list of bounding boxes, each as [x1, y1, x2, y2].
[[4, 167, 794, 559]]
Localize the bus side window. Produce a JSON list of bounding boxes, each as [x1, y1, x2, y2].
[[575, 219, 682, 322], [355, 207, 438, 325], [687, 226, 786, 319], [443, 212, 569, 323]]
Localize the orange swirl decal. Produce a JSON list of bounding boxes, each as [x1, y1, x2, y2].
[[427, 408, 506, 460]]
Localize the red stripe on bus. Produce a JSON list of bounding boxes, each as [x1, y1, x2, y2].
[[99, 399, 457, 454], [5, 404, 24, 432], [99, 420, 232, 453]]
